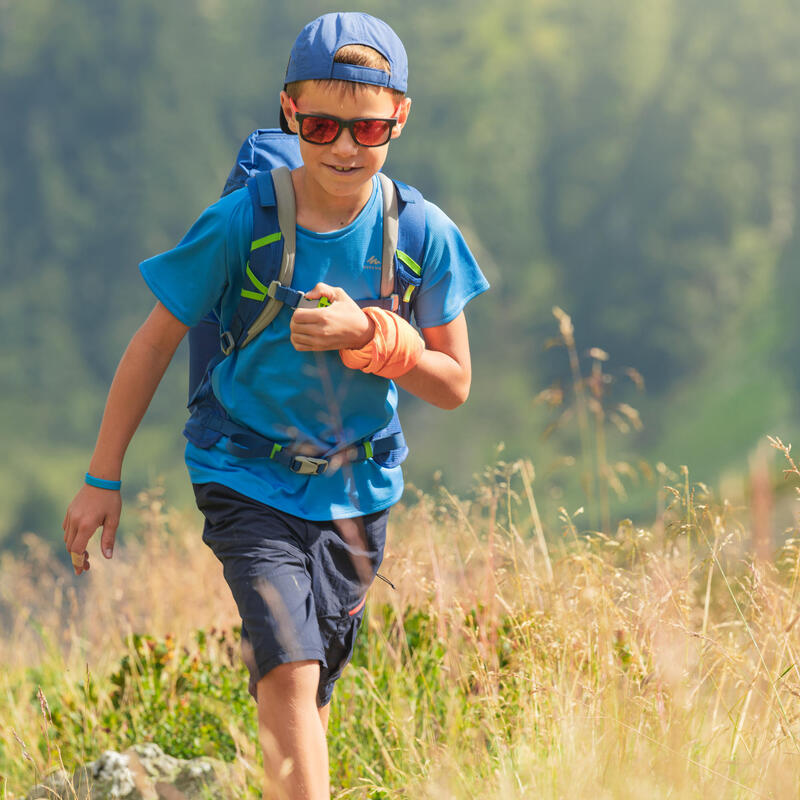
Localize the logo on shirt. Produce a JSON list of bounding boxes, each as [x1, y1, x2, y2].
[[364, 256, 381, 270]]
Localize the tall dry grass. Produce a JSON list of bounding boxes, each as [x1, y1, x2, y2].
[[1, 452, 800, 798], [0, 489, 239, 675], [0, 488, 255, 797], [348, 451, 800, 799], [3, 310, 799, 798]]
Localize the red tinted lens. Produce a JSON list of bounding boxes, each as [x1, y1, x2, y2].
[[352, 119, 392, 146], [300, 116, 341, 144]]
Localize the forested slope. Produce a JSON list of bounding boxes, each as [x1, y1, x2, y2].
[[2, 0, 798, 548]]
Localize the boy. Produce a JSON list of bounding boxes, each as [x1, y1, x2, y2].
[[63, 12, 488, 799]]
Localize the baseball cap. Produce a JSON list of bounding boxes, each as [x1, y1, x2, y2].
[[279, 12, 408, 134]]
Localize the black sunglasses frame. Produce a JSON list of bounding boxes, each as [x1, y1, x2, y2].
[[293, 111, 399, 148]]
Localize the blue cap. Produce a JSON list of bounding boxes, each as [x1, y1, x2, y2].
[[285, 13, 408, 92]]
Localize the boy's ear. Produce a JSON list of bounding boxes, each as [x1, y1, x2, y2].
[[280, 91, 298, 134], [391, 97, 412, 139]]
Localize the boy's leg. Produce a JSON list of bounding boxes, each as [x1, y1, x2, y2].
[[193, 484, 332, 797], [194, 483, 386, 797], [318, 703, 331, 732], [242, 633, 332, 731], [257, 660, 329, 800]]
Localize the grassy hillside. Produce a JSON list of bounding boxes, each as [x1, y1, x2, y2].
[[3, 448, 800, 798]]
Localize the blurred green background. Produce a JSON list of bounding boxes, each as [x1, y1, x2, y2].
[[2, 0, 798, 554]]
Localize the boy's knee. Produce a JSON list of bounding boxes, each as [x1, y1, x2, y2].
[[257, 659, 320, 706]]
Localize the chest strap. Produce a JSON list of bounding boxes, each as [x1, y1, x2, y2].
[[265, 279, 399, 313]]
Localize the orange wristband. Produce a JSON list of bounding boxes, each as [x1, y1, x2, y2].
[[340, 307, 425, 379]]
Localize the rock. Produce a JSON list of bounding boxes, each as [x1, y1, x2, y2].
[[73, 750, 143, 799], [153, 785, 189, 800], [23, 744, 234, 800], [125, 743, 180, 782], [173, 759, 223, 796], [124, 742, 182, 796], [25, 769, 70, 799]]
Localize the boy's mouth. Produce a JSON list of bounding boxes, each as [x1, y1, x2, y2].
[[326, 164, 360, 173]]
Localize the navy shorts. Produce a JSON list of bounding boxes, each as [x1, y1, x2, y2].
[[193, 482, 388, 706]]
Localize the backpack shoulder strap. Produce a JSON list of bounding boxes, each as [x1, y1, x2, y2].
[[237, 166, 297, 348], [217, 170, 281, 354], [394, 179, 426, 270], [390, 178, 427, 321], [361, 176, 426, 321], [377, 173, 398, 298]]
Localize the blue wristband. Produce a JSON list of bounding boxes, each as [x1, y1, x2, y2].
[[85, 472, 121, 491]]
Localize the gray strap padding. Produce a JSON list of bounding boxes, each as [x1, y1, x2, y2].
[[377, 173, 398, 298], [241, 166, 297, 348], [273, 166, 298, 287]]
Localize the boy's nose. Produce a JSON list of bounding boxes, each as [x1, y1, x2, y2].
[[330, 126, 359, 156]]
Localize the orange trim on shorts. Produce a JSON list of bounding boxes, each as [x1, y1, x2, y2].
[[348, 595, 367, 616]]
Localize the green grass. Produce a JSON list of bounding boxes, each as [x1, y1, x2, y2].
[[4, 453, 800, 798], [4, 312, 799, 798]]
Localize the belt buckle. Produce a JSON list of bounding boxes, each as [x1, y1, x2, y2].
[[290, 456, 328, 476]]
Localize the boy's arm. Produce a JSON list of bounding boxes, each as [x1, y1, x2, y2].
[[291, 284, 471, 409], [393, 312, 471, 409], [63, 301, 189, 576]]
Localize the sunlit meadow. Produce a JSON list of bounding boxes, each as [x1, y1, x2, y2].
[[3, 312, 800, 799]]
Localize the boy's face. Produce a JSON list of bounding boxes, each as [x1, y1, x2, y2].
[[280, 83, 411, 202]]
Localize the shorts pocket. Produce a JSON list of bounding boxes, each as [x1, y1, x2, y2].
[[319, 609, 363, 688]]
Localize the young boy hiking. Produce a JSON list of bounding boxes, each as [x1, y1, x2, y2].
[[63, 12, 488, 799]]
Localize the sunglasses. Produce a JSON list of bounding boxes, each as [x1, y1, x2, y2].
[[289, 98, 401, 147]]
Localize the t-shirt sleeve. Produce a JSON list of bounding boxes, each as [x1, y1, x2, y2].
[[139, 189, 253, 327], [412, 200, 490, 329]]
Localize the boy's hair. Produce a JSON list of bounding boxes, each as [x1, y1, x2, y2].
[[285, 45, 406, 101]]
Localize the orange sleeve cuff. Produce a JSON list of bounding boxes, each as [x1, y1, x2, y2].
[[340, 307, 425, 379]]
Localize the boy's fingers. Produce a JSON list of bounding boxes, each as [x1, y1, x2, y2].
[[290, 335, 315, 351], [100, 518, 118, 559], [63, 486, 122, 572], [289, 309, 320, 326], [304, 282, 337, 300], [290, 311, 335, 337], [71, 550, 89, 575], [64, 522, 77, 552], [69, 520, 99, 561], [290, 328, 335, 347]]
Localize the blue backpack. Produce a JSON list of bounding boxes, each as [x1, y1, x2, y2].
[[184, 129, 427, 476]]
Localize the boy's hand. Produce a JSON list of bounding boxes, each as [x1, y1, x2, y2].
[[62, 485, 121, 576], [290, 283, 375, 351]]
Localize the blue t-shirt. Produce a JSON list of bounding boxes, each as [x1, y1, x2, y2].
[[140, 175, 489, 520]]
